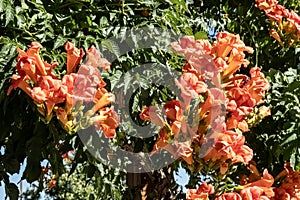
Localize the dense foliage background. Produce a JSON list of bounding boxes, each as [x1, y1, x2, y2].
[[0, 0, 299, 199]]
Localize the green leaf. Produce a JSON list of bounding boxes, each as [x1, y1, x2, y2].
[[53, 35, 67, 50], [284, 81, 300, 93], [0, 0, 4, 12], [89, 194, 95, 200], [86, 15, 92, 26], [123, 72, 132, 94], [5, 0, 14, 26], [3, 158, 20, 174], [110, 70, 123, 90], [99, 16, 108, 27], [5, 183, 19, 200], [84, 165, 96, 178], [101, 39, 121, 57], [22, 158, 41, 183], [290, 148, 300, 171], [20, 0, 28, 10], [281, 133, 297, 146], [194, 31, 208, 40]]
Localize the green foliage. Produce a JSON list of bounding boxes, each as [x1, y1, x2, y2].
[[0, 1, 208, 198], [5, 183, 19, 200], [45, 163, 126, 200], [247, 68, 300, 173], [198, 0, 300, 178], [217, 0, 300, 70], [0, 0, 300, 199]]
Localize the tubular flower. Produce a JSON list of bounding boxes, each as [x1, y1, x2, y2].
[[31, 76, 68, 117], [245, 67, 270, 104], [171, 36, 210, 59], [237, 167, 275, 199], [255, 0, 300, 46], [139, 32, 267, 173], [62, 73, 77, 95], [213, 32, 253, 62], [44, 61, 59, 79], [269, 29, 282, 44], [266, 5, 289, 23], [186, 182, 214, 200], [163, 100, 184, 136], [15, 56, 37, 83], [8, 41, 117, 135], [215, 192, 242, 200], [68, 64, 108, 102], [140, 106, 165, 127], [92, 92, 115, 113], [203, 130, 253, 174], [223, 49, 249, 78], [92, 107, 119, 138], [255, 0, 278, 11], [152, 126, 172, 153], [224, 66, 269, 132], [146, 97, 198, 162], [175, 141, 193, 164], [7, 74, 33, 97], [214, 32, 238, 59], [8, 42, 53, 95], [26, 42, 47, 76], [65, 41, 85, 74], [147, 102, 188, 161], [181, 72, 207, 94], [213, 32, 253, 78], [163, 100, 183, 122], [171, 36, 219, 83], [176, 78, 200, 107], [86, 45, 111, 71], [246, 169, 274, 188], [31, 87, 47, 103], [197, 89, 226, 136], [240, 186, 273, 200], [273, 163, 300, 200]]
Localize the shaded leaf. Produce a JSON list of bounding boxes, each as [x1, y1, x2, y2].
[[5, 183, 19, 200]]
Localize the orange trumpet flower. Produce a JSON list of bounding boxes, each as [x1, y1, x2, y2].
[[140, 106, 164, 127], [26, 42, 47, 76], [65, 41, 85, 74], [86, 45, 111, 71], [7, 74, 33, 97], [92, 92, 115, 113]]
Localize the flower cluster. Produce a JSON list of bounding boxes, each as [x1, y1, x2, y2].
[[186, 161, 300, 200], [255, 0, 300, 47], [140, 32, 270, 175], [186, 182, 215, 200], [7, 42, 118, 138], [273, 163, 300, 199]]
